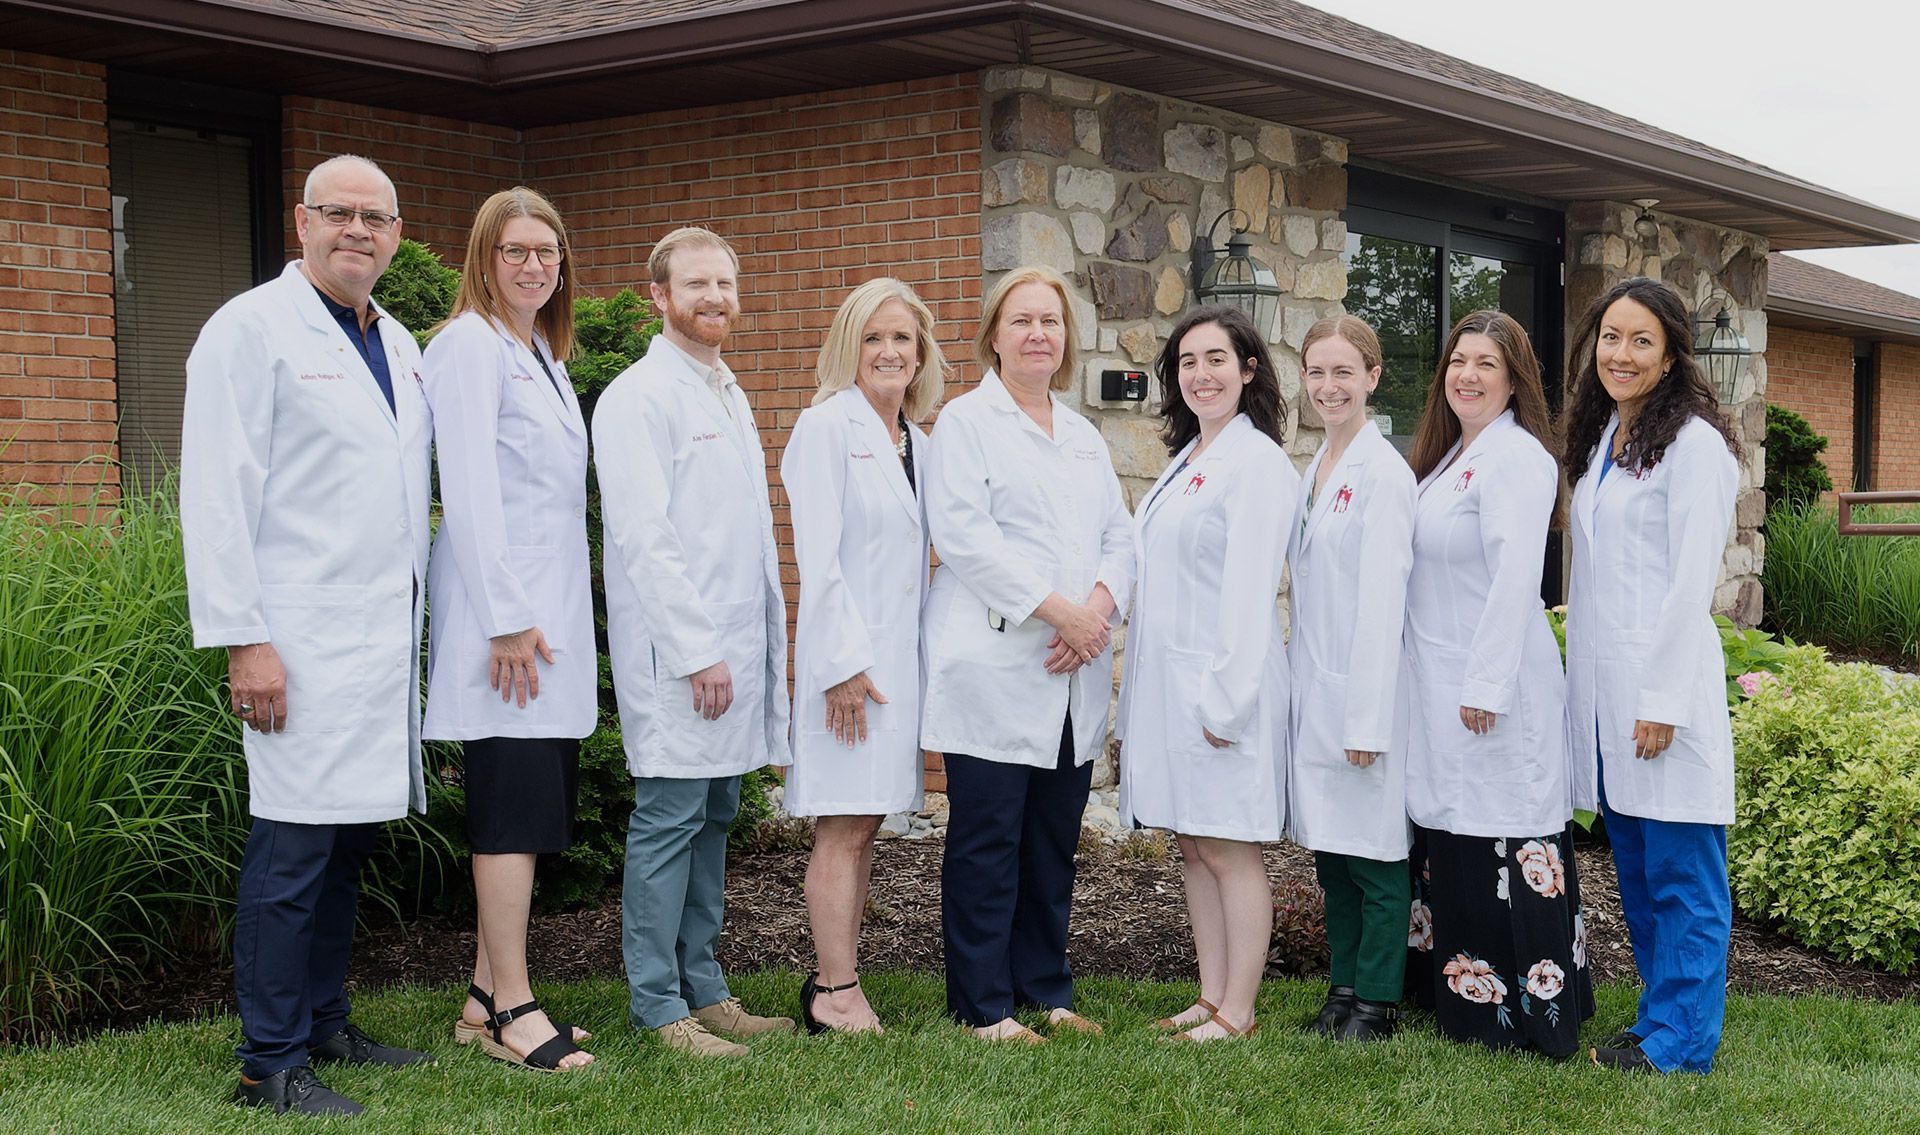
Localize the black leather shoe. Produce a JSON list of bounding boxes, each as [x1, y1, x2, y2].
[[1333, 998, 1397, 1042], [1600, 1029, 1643, 1050], [233, 1066, 364, 1116], [309, 1021, 434, 1067], [1311, 986, 1356, 1036], [1591, 1044, 1657, 1072]]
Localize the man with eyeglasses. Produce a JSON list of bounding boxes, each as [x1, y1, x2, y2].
[[182, 154, 434, 1117]]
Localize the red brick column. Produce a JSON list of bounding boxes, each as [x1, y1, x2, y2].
[[0, 51, 116, 504]]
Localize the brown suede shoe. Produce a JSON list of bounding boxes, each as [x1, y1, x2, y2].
[[691, 997, 797, 1038], [654, 1016, 747, 1057]]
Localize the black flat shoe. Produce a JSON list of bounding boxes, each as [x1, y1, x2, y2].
[[799, 972, 862, 1036], [1333, 998, 1397, 1042], [1311, 986, 1356, 1036], [1591, 1044, 1657, 1072], [309, 1021, 434, 1067], [1600, 1029, 1643, 1050], [234, 1066, 363, 1116]]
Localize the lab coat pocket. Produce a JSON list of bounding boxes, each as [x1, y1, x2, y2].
[[653, 596, 766, 748], [504, 544, 564, 649], [1164, 647, 1245, 761], [1299, 663, 1382, 779], [261, 583, 380, 734], [1416, 646, 1524, 759]]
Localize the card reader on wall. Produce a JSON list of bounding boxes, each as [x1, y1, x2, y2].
[[1101, 369, 1148, 402]]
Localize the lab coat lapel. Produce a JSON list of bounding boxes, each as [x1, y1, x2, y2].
[[1301, 420, 1380, 551], [655, 338, 759, 487], [839, 387, 918, 525], [285, 261, 399, 431], [1138, 436, 1198, 529], [505, 325, 586, 441]]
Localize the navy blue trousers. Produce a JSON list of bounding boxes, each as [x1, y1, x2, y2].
[[232, 818, 377, 1078], [941, 718, 1091, 1027]]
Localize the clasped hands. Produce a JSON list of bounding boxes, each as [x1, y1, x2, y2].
[[1036, 584, 1117, 676]]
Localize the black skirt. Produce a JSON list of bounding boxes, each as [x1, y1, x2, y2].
[[461, 736, 581, 855], [1406, 824, 1595, 1058]]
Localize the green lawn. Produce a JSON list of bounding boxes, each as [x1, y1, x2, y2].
[[2, 972, 1916, 1133]]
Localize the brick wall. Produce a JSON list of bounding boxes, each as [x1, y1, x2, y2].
[[0, 51, 116, 504], [527, 74, 982, 790], [281, 97, 522, 263], [1766, 325, 1854, 493], [1877, 344, 1920, 492]]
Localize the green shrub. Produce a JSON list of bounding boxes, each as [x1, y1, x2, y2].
[[371, 238, 459, 348], [0, 477, 245, 1040], [1731, 648, 1920, 970], [1717, 615, 1797, 704], [1764, 502, 1920, 661], [1764, 404, 1834, 511]]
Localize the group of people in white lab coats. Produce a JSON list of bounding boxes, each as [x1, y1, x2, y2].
[[182, 152, 1739, 1117]]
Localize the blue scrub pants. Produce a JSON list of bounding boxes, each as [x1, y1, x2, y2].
[[1599, 767, 1731, 1073], [621, 774, 740, 1030], [941, 718, 1091, 1027], [232, 818, 377, 1079]]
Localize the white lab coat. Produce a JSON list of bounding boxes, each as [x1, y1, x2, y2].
[[1285, 421, 1417, 860], [420, 311, 595, 742], [1403, 410, 1570, 838], [780, 387, 930, 815], [592, 336, 790, 779], [180, 260, 431, 824], [1565, 414, 1737, 825], [920, 371, 1134, 769], [1115, 414, 1295, 841]]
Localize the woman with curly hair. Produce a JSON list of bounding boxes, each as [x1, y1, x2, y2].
[[1561, 277, 1739, 1075], [1402, 310, 1594, 1058]]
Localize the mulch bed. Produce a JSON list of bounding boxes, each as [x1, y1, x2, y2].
[[86, 831, 1916, 1040]]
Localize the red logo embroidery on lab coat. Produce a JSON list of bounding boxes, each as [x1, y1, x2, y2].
[[1332, 484, 1353, 513], [1453, 466, 1475, 492], [1182, 472, 1206, 495]]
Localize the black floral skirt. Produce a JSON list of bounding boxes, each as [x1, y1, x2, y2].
[[1405, 824, 1595, 1058]]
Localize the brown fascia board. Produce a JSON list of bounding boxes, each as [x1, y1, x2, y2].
[[1767, 294, 1920, 346], [19, 0, 1920, 249], [9, 0, 484, 80], [1030, 0, 1920, 248]]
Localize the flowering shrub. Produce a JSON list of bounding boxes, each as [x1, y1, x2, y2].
[[1730, 649, 1920, 970]]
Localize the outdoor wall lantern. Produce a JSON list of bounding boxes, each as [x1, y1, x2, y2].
[[1191, 209, 1282, 334], [1694, 308, 1753, 404]]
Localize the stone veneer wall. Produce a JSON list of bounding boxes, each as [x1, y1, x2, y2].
[[976, 65, 1350, 503], [1565, 202, 1768, 625]]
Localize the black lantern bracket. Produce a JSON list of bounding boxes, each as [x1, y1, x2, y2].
[[1190, 209, 1283, 335]]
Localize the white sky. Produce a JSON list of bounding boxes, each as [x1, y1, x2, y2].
[[1305, 0, 1920, 299]]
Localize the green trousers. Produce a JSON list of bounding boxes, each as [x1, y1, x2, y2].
[[1314, 850, 1409, 1004]]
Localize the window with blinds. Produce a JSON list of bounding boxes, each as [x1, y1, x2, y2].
[[109, 121, 256, 491]]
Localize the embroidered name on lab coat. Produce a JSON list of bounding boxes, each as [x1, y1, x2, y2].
[[1072, 446, 1103, 460], [299, 372, 349, 382], [508, 372, 536, 382], [691, 431, 724, 443], [1332, 484, 1353, 512], [849, 450, 876, 460], [1453, 466, 1476, 491]]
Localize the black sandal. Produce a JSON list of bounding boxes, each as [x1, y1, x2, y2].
[[453, 983, 492, 1045], [479, 999, 591, 1072], [799, 972, 863, 1035]]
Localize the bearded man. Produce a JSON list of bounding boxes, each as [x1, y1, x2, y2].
[[592, 227, 795, 1057]]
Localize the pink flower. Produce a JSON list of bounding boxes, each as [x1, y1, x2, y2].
[[1408, 900, 1434, 951], [1515, 839, 1566, 898], [1736, 671, 1767, 697], [1443, 953, 1507, 1005], [1525, 959, 1565, 1000]]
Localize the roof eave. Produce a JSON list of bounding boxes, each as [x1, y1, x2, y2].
[[1768, 294, 1920, 346]]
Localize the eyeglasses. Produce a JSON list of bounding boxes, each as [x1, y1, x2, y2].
[[305, 203, 399, 233], [497, 243, 564, 266]]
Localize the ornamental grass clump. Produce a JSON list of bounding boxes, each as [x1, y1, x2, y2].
[[0, 476, 245, 1041], [1730, 647, 1920, 971], [1763, 502, 1920, 661]]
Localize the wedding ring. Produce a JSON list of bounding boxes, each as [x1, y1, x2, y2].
[[238, 703, 254, 713]]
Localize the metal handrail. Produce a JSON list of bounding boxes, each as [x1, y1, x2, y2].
[[1836, 491, 1920, 536]]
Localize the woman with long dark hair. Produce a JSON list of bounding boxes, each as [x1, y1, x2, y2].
[[1561, 277, 1739, 1074], [1402, 310, 1594, 1058], [1115, 305, 1296, 1043]]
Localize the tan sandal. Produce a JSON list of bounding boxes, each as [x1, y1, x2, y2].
[[1151, 997, 1217, 1032], [972, 1020, 1048, 1045], [1171, 1012, 1257, 1043]]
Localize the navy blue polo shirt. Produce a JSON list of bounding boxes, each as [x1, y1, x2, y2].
[[312, 283, 395, 414]]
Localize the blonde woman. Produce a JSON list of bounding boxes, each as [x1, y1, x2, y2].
[[780, 278, 945, 1034], [921, 267, 1133, 1043], [423, 187, 594, 1071]]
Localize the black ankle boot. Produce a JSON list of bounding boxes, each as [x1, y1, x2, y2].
[[1311, 986, 1356, 1036], [1333, 998, 1397, 1042]]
